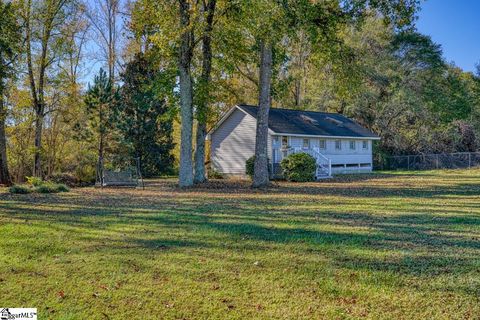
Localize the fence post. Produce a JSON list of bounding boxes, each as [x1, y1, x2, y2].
[[407, 155, 410, 170], [436, 154, 439, 170], [469, 153, 471, 169], [136, 157, 145, 190]]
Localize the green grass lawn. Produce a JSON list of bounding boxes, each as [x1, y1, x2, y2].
[[1, 170, 479, 319]]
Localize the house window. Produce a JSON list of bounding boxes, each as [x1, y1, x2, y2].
[[319, 139, 326, 149], [302, 138, 310, 149], [363, 141, 368, 149], [350, 141, 356, 150], [281, 136, 288, 149], [335, 140, 342, 150]]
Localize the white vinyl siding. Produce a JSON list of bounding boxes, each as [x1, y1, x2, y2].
[[210, 109, 257, 175]]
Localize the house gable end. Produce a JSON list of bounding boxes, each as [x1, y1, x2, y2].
[[210, 108, 259, 175]]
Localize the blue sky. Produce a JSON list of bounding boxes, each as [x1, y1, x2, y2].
[[416, 0, 480, 72], [82, 0, 479, 84]]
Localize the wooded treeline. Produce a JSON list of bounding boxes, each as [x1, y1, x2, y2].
[[0, 0, 479, 186]]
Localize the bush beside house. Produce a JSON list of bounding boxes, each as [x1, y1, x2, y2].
[[246, 156, 271, 179], [281, 153, 317, 182]]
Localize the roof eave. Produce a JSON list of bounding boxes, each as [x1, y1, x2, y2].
[[207, 104, 381, 141], [206, 105, 241, 140], [269, 132, 381, 140], [207, 105, 274, 140]]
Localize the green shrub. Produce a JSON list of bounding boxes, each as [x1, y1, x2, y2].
[[35, 182, 69, 194], [208, 167, 224, 179], [246, 156, 255, 178], [280, 153, 317, 182], [246, 156, 271, 179], [55, 184, 70, 192], [35, 183, 56, 193], [48, 172, 79, 187], [9, 182, 69, 194], [73, 163, 97, 184], [26, 176, 43, 187], [9, 184, 32, 194]]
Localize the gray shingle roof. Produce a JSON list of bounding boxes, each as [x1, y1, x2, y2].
[[237, 105, 379, 139]]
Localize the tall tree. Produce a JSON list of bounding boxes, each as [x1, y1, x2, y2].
[[84, 68, 115, 185], [178, 0, 195, 187], [194, 0, 216, 184], [252, 40, 273, 187], [134, 0, 247, 185], [249, 0, 285, 187], [44, 2, 89, 177], [0, 1, 21, 185], [250, 0, 420, 187], [85, 0, 123, 82], [21, 0, 74, 177], [115, 53, 175, 177]]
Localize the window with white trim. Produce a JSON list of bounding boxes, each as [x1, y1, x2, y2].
[[335, 140, 342, 150], [281, 136, 288, 149], [319, 139, 326, 149], [302, 138, 310, 149], [350, 141, 356, 150], [363, 141, 368, 149]]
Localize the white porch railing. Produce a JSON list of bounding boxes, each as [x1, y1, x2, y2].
[[272, 147, 332, 178]]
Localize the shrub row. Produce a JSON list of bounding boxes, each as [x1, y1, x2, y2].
[[9, 178, 70, 194]]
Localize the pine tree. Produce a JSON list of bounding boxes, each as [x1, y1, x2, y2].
[[115, 53, 175, 177], [84, 68, 115, 185]]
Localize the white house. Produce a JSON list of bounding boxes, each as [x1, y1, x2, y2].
[[208, 105, 380, 179]]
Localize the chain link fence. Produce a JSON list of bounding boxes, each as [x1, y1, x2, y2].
[[379, 152, 480, 171]]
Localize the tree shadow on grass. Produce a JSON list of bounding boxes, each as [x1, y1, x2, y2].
[[0, 177, 479, 289], [143, 175, 480, 199], [9, 198, 477, 270]]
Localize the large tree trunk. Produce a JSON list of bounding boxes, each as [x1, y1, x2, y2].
[[97, 128, 105, 186], [107, 0, 117, 83], [194, 0, 216, 184], [33, 110, 44, 177], [194, 123, 207, 183], [0, 96, 11, 185], [252, 40, 273, 188], [25, 0, 49, 178], [178, 0, 194, 187]]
